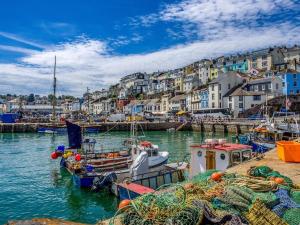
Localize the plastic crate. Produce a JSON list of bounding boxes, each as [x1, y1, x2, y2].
[[276, 141, 300, 162]]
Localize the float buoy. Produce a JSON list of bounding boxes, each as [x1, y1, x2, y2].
[[51, 152, 58, 159], [75, 154, 81, 161], [118, 199, 131, 209]]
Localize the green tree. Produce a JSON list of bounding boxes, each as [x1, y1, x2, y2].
[[27, 93, 35, 102]]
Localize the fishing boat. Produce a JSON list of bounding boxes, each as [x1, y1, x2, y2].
[[53, 120, 170, 189], [189, 138, 252, 176], [114, 161, 187, 200]]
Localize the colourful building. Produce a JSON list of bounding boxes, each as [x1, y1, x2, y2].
[[281, 71, 300, 95], [209, 67, 218, 81], [199, 89, 209, 109], [223, 59, 249, 73]]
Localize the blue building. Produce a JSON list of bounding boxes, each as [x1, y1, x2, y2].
[[200, 89, 209, 109], [281, 72, 300, 95]]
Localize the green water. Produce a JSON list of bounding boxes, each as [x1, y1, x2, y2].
[[0, 131, 228, 224]]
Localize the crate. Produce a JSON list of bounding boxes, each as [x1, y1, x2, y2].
[[276, 141, 300, 162]]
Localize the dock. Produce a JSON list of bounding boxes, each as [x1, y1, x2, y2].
[[0, 120, 257, 133], [227, 148, 300, 184]]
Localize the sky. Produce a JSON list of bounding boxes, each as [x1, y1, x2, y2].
[[0, 0, 300, 96]]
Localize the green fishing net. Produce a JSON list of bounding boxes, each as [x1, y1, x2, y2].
[[291, 190, 300, 204], [282, 208, 300, 225]]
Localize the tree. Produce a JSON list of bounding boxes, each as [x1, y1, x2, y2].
[[27, 93, 35, 103]]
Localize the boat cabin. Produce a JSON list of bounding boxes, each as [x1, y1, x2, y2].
[[189, 139, 252, 177]]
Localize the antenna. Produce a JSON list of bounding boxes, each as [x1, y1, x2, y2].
[[52, 55, 57, 122]]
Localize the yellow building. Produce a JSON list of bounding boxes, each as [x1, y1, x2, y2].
[[209, 67, 219, 80]]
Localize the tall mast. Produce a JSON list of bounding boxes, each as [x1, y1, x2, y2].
[[52, 56, 57, 122], [87, 87, 91, 124]]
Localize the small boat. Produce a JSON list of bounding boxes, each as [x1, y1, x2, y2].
[[115, 162, 187, 200]]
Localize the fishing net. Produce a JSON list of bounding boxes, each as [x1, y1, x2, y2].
[[272, 189, 300, 217], [248, 166, 294, 187], [245, 199, 289, 225], [290, 190, 300, 204], [282, 208, 300, 225], [110, 167, 299, 225]]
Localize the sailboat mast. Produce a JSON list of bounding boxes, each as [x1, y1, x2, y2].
[[52, 56, 57, 121]]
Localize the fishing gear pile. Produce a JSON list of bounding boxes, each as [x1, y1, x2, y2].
[[110, 166, 300, 225]]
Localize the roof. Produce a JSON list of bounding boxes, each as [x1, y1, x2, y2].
[[247, 77, 273, 85], [228, 86, 265, 97], [223, 83, 244, 97], [190, 143, 252, 152], [209, 71, 242, 84], [146, 98, 160, 105], [170, 94, 186, 101]]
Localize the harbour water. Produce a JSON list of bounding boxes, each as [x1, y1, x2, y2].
[[0, 131, 228, 224]]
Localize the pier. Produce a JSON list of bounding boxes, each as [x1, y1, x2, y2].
[[0, 120, 258, 134]]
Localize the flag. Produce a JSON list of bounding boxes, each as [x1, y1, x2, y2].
[[285, 98, 291, 110]]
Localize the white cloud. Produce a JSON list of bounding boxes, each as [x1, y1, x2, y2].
[[0, 0, 299, 96], [0, 23, 299, 96], [0, 31, 47, 49], [0, 45, 38, 54]]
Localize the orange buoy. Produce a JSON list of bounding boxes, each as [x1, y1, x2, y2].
[[211, 172, 222, 181], [274, 177, 285, 184], [118, 199, 131, 209]]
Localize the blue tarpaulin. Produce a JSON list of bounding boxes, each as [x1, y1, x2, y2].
[[0, 113, 18, 123]]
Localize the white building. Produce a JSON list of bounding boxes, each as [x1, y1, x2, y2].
[[208, 72, 245, 109], [198, 59, 212, 85], [245, 76, 282, 99], [169, 94, 186, 112], [183, 73, 199, 92], [223, 87, 266, 118], [144, 99, 161, 114]]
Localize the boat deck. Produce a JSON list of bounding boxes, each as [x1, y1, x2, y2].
[[227, 148, 300, 184]]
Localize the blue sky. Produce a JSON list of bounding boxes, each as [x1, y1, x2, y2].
[[0, 0, 300, 96]]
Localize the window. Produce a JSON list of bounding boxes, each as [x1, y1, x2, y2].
[[253, 95, 261, 101], [294, 81, 297, 87], [293, 74, 297, 79], [229, 103, 232, 109], [282, 82, 285, 87], [219, 93, 221, 100], [229, 96, 232, 101], [276, 83, 279, 90], [219, 84, 221, 90], [220, 153, 226, 160], [242, 150, 251, 162], [239, 103, 243, 108], [211, 85, 214, 91], [228, 84, 231, 90], [268, 83, 271, 90], [254, 85, 258, 91], [297, 90, 300, 94], [239, 96, 243, 101], [262, 55, 267, 60], [212, 94, 215, 100], [262, 84, 265, 90], [219, 102, 222, 108], [262, 61, 268, 67], [212, 102, 215, 108], [232, 152, 241, 165], [290, 90, 294, 94]]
